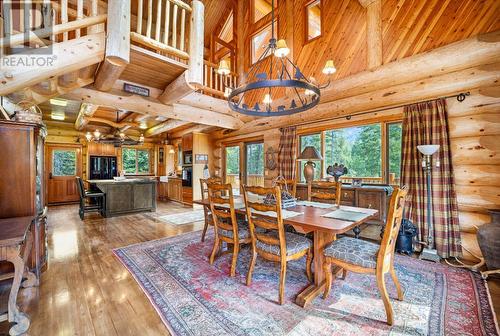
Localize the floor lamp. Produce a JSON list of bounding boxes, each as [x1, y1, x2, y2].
[[417, 144, 441, 262]]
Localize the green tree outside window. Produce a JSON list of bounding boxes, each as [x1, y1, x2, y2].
[[52, 150, 77, 176], [122, 148, 150, 174], [299, 134, 322, 182]]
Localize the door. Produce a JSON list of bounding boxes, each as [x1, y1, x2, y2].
[[245, 142, 264, 187], [224, 145, 241, 195], [46, 144, 82, 204]]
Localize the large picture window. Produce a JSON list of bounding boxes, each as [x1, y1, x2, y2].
[[325, 124, 382, 179], [123, 148, 151, 175], [298, 133, 322, 182]]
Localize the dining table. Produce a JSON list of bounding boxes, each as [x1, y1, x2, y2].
[[193, 197, 378, 307]]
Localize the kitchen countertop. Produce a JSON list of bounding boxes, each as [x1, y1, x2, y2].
[[87, 178, 157, 184]]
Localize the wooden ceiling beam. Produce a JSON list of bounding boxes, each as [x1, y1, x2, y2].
[[224, 62, 500, 137], [321, 30, 500, 103], [94, 0, 130, 91], [169, 124, 212, 139], [86, 116, 139, 129], [0, 32, 105, 96], [158, 71, 195, 105], [62, 86, 244, 129], [75, 103, 99, 130], [365, 0, 382, 69], [144, 119, 190, 137]]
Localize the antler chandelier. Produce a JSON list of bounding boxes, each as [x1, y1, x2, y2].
[[218, 0, 336, 117]]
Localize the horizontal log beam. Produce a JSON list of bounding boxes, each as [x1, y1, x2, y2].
[[321, 30, 500, 103], [0, 32, 105, 96], [225, 63, 500, 137], [75, 103, 99, 130], [62, 86, 243, 129], [86, 116, 138, 129], [158, 71, 195, 105], [144, 119, 190, 137]]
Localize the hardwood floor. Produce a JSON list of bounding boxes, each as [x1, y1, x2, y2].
[[1, 202, 499, 335]]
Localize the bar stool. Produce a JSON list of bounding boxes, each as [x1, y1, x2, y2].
[[76, 177, 106, 220]]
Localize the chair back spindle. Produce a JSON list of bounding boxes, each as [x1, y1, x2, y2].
[[208, 183, 238, 240], [243, 185, 286, 258]]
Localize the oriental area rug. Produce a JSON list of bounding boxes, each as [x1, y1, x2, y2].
[[113, 231, 499, 336]]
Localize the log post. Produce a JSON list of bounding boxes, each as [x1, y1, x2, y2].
[[359, 0, 382, 69], [186, 0, 204, 86], [94, 0, 131, 91]]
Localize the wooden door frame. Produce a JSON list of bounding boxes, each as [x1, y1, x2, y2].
[[44, 143, 83, 204]]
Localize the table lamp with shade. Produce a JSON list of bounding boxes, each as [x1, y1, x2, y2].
[[417, 144, 441, 262], [297, 146, 322, 182]]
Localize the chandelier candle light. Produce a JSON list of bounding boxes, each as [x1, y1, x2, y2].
[[417, 144, 441, 262], [217, 0, 336, 117]]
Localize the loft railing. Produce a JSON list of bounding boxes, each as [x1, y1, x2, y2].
[[130, 0, 192, 62], [0, 0, 106, 55], [200, 60, 237, 98]]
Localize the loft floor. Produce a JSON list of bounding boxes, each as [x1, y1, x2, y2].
[[1, 202, 498, 335]]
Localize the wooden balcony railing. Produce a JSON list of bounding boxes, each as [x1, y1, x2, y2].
[[200, 60, 237, 98], [0, 0, 106, 54], [130, 0, 192, 62], [225, 173, 264, 188]]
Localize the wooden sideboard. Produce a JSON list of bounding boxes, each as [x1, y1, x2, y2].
[[296, 183, 393, 237]]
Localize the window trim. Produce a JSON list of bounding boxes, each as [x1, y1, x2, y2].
[[122, 147, 152, 176], [304, 0, 322, 43], [249, 19, 278, 65]]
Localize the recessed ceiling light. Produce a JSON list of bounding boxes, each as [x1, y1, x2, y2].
[[139, 122, 148, 129], [51, 111, 65, 121], [50, 99, 67, 107]]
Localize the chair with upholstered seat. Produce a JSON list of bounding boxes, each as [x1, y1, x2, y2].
[[322, 186, 408, 325], [200, 177, 222, 242], [307, 180, 342, 205], [243, 185, 313, 305], [208, 183, 251, 277]]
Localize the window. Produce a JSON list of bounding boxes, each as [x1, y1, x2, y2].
[[251, 20, 277, 64], [253, 0, 275, 23], [225, 146, 240, 194], [52, 150, 77, 176], [123, 148, 151, 175], [306, 0, 321, 41], [246, 142, 264, 187], [218, 11, 233, 43], [324, 124, 382, 180], [387, 122, 403, 184], [298, 133, 322, 182]]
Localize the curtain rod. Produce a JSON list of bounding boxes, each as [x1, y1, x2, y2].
[[280, 92, 470, 131]]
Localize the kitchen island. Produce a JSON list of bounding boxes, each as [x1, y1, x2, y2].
[[87, 179, 156, 217]]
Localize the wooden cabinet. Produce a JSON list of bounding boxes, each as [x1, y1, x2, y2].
[[356, 191, 384, 222], [158, 182, 168, 200], [182, 133, 193, 151], [88, 142, 117, 156], [167, 178, 183, 203], [182, 187, 193, 204], [0, 120, 47, 272]]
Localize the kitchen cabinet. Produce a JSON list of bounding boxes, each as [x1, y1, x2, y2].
[[88, 142, 117, 156], [182, 133, 193, 151], [167, 178, 183, 203], [182, 187, 193, 205]]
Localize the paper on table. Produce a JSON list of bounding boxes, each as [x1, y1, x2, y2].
[[252, 209, 303, 219], [321, 209, 369, 222], [296, 200, 334, 209]]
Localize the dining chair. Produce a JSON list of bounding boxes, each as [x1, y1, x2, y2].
[[275, 178, 297, 198], [200, 177, 222, 242], [307, 180, 342, 206], [208, 182, 251, 277], [243, 185, 313, 305], [322, 185, 408, 325]]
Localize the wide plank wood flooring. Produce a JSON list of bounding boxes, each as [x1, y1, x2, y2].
[[1, 202, 499, 335]]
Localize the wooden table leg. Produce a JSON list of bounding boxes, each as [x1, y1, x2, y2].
[[5, 246, 30, 336], [295, 231, 336, 307]]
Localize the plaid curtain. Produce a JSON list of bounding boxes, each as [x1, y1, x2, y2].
[[278, 126, 297, 180], [401, 99, 462, 258]]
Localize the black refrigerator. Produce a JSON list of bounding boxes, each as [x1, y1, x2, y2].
[[89, 156, 117, 180]]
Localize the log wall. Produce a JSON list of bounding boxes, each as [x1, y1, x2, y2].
[[447, 86, 500, 261]]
